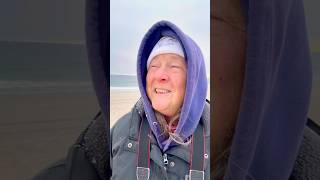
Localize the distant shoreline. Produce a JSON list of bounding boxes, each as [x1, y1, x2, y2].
[[110, 86, 139, 90]]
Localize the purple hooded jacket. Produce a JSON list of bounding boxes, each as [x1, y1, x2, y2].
[[137, 21, 208, 151]]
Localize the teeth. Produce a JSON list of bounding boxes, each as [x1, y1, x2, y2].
[[155, 88, 170, 94]]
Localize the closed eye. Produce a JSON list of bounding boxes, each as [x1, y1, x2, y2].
[[171, 65, 181, 68], [150, 65, 160, 68]]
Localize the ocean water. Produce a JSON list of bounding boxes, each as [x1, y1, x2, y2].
[[110, 74, 138, 90], [0, 41, 90, 82], [0, 41, 318, 94], [0, 41, 93, 94]]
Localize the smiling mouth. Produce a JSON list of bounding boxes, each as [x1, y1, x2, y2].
[[155, 88, 171, 94]]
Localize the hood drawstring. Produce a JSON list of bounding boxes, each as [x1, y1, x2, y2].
[[155, 110, 191, 146]]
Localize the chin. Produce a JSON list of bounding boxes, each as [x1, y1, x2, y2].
[[152, 104, 169, 114]]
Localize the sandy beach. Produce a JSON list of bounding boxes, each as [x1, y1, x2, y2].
[[110, 89, 141, 127], [110, 89, 212, 128], [0, 84, 318, 180], [0, 92, 99, 180], [110, 86, 319, 127]]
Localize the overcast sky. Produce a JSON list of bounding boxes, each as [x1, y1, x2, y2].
[[110, 0, 210, 75], [0, 0, 318, 62]]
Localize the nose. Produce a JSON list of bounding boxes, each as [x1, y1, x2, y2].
[[156, 68, 169, 82], [159, 73, 169, 81]]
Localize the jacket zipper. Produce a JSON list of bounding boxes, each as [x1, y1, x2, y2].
[[163, 153, 168, 165]]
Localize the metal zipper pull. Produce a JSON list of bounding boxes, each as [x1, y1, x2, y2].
[[163, 153, 168, 165]]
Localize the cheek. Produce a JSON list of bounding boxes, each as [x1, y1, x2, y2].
[[146, 73, 153, 94], [175, 75, 187, 97], [146, 71, 155, 83]]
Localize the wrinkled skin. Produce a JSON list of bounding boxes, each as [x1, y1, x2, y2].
[[211, 0, 247, 178], [146, 54, 187, 119]]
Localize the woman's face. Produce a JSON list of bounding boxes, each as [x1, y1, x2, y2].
[[146, 53, 187, 118]]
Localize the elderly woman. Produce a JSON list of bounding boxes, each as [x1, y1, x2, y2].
[[110, 20, 210, 179]]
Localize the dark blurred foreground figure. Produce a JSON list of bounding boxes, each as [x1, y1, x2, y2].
[[32, 0, 111, 179], [212, 0, 320, 179]]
